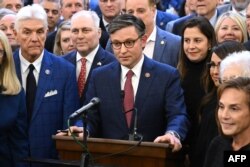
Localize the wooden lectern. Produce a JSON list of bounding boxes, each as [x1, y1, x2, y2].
[[52, 135, 185, 167]]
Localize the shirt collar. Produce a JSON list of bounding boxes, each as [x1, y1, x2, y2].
[[19, 50, 44, 74], [102, 16, 109, 27], [121, 55, 144, 80], [76, 45, 100, 64], [232, 7, 246, 16], [209, 9, 218, 27], [147, 25, 157, 42]]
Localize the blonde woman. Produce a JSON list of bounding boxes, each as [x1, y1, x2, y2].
[[215, 11, 248, 44], [0, 30, 28, 166], [53, 21, 75, 56]]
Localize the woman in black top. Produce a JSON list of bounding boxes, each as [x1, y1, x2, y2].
[[177, 16, 217, 162], [204, 77, 250, 167], [191, 41, 246, 167]]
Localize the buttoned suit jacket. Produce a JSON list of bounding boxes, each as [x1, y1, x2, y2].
[[106, 26, 181, 67], [85, 56, 190, 141], [63, 46, 116, 105], [13, 50, 79, 159]]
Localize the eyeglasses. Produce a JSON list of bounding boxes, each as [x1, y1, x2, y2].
[[207, 61, 220, 70], [0, 50, 5, 57], [111, 36, 141, 50]]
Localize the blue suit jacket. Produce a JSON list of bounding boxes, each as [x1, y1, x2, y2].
[[63, 46, 116, 105], [166, 7, 229, 36], [85, 56, 189, 141], [14, 50, 79, 159], [156, 10, 179, 30], [106, 27, 181, 67], [0, 90, 29, 167]]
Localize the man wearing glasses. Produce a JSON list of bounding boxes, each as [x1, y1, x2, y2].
[[67, 14, 189, 152]]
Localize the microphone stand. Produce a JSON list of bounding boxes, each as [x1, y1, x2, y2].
[[80, 110, 89, 167]]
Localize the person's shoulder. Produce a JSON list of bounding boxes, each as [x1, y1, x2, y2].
[[145, 56, 177, 72], [63, 50, 77, 60], [45, 50, 75, 69], [210, 135, 232, 150], [157, 27, 181, 40], [92, 60, 117, 74]]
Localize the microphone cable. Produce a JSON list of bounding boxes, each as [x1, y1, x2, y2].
[[90, 135, 143, 164], [67, 119, 94, 162]]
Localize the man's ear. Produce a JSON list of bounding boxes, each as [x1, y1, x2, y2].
[[141, 34, 148, 47]]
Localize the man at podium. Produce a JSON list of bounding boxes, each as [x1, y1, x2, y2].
[[58, 14, 190, 153]]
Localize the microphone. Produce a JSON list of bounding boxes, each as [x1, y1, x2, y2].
[[129, 108, 143, 141], [69, 97, 100, 120]]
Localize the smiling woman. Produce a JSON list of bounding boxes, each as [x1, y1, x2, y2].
[[215, 11, 248, 44], [203, 77, 250, 167], [177, 16, 217, 167]]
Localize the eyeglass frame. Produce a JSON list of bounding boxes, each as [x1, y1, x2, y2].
[[110, 35, 142, 50]]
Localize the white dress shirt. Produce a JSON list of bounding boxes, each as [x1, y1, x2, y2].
[[20, 50, 44, 92], [121, 55, 144, 99], [143, 26, 157, 59], [76, 45, 99, 80]]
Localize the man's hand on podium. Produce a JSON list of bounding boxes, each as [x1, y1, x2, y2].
[[56, 126, 84, 137], [154, 133, 182, 152]]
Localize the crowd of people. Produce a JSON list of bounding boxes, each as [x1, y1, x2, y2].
[[0, 0, 250, 167]]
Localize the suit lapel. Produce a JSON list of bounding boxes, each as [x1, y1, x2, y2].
[[81, 47, 106, 98], [153, 28, 167, 62], [110, 62, 128, 126], [32, 51, 53, 121], [135, 57, 155, 113]]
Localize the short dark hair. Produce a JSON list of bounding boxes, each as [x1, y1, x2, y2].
[[108, 14, 146, 37]]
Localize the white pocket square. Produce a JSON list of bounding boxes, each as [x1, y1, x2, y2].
[[44, 90, 58, 97]]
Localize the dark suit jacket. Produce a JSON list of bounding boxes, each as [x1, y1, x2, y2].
[[85, 56, 190, 141], [106, 26, 181, 67], [63, 46, 116, 105], [99, 16, 110, 49], [0, 90, 29, 167], [45, 30, 57, 53], [14, 50, 79, 160]]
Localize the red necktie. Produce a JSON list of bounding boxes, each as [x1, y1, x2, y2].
[[78, 58, 87, 97], [123, 70, 134, 127]]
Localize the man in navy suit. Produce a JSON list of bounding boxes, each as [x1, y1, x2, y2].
[[68, 14, 190, 152], [122, 0, 181, 67], [64, 10, 116, 105], [13, 4, 79, 164]]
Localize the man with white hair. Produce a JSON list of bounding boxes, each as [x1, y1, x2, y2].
[[220, 50, 250, 83], [13, 4, 79, 163], [63, 10, 116, 105]]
